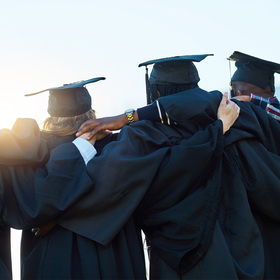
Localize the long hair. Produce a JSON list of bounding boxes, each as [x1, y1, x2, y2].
[[42, 109, 96, 136], [148, 83, 198, 104]]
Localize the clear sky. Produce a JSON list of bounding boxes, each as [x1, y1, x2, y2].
[[1, 0, 280, 278], [1, 0, 280, 129]]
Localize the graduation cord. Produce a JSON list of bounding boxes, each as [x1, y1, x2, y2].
[[145, 66, 151, 104], [228, 59, 233, 96], [228, 59, 232, 81]]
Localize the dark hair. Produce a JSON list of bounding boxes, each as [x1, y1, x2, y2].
[[148, 83, 198, 104]]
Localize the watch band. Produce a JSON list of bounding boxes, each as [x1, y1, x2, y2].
[[125, 109, 135, 124]]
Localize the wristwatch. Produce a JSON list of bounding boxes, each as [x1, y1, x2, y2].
[[125, 109, 135, 124]]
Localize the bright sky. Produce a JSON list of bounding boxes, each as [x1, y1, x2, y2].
[[1, 0, 280, 278]]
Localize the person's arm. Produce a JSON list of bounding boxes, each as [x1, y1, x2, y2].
[[72, 133, 97, 164], [59, 117, 227, 246], [0, 118, 49, 165], [233, 94, 280, 121], [76, 113, 136, 139], [139, 93, 239, 132], [137, 101, 176, 125], [2, 135, 97, 230], [75, 100, 178, 140], [75, 102, 178, 139], [77, 92, 239, 139], [265, 96, 280, 121], [30, 96, 239, 239], [30, 134, 97, 237], [250, 94, 269, 109]]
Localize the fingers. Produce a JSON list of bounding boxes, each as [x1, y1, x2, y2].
[[76, 123, 95, 137], [236, 103, 240, 115], [222, 92, 229, 105], [77, 120, 90, 134], [76, 119, 109, 140], [31, 221, 57, 237], [86, 131, 96, 141], [78, 119, 95, 130], [227, 99, 235, 108], [227, 98, 240, 109], [218, 98, 240, 134], [87, 126, 104, 140], [229, 102, 240, 119], [76, 120, 98, 136], [31, 227, 47, 237], [31, 227, 41, 237], [233, 101, 240, 112]]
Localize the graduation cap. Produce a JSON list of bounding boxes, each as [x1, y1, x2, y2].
[[228, 51, 280, 91], [25, 77, 105, 117], [139, 54, 213, 104], [139, 54, 213, 85]]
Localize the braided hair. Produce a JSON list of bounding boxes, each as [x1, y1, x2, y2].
[[148, 83, 198, 104]]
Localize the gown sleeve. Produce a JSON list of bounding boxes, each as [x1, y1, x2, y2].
[[0, 118, 49, 165], [57, 118, 224, 273], [1, 142, 93, 229], [156, 88, 280, 153]]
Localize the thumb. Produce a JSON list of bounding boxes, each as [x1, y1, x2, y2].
[[221, 92, 229, 105]]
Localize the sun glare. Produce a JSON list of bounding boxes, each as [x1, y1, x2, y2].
[[0, 94, 49, 130]]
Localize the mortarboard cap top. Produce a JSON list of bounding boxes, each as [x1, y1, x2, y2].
[[25, 77, 105, 117], [138, 54, 213, 85], [228, 51, 280, 91], [138, 54, 213, 67], [25, 77, 106, 96]]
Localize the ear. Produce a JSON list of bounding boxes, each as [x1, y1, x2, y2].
[[157, 90, 161, 98]]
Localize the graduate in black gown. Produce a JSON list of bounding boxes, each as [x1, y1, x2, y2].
[[76, 54, 280, 279], [0, 115, 94, 280], [0, 117, 54, 280], [1, 77, 147, 280], [135, 54, 280, 279], [21, 55, 239, 280], [228, 51, 280, 279]]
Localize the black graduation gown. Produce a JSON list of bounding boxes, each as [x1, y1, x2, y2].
[[21, 218, 145, 280], [154, 88, 280, 279], [57, 88, 280, 279], [0, 118, 50, 280], [13, 132, 146, 280], [132, 88, 268, 279], [149, 142, 265, 279], [5, 90, 277, 279], [0, 118, 49, 165], [235, 139, 280, 279], [1, 141, 93, 230], [56, 117, 226, 273], [0, 96, 231, 280], [0, 119, 104, 279]]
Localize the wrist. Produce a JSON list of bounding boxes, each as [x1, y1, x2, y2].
[[219, 118, 228, 134], [121, 114, 129, 125]]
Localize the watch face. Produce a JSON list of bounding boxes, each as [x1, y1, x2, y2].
[[125, 109, 134, 115]]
